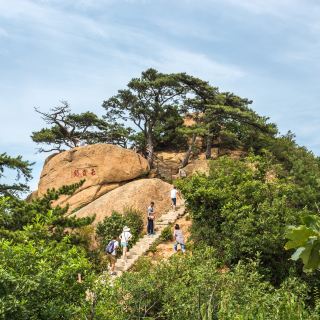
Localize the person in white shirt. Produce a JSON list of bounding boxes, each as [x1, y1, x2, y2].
[[170, 186, 180, 211], [119, 226, 132, 263]]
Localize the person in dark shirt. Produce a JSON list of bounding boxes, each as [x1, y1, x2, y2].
[[147, 201, 155, 235]]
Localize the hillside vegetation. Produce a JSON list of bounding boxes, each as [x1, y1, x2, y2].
[[1, 70, 320, 319]]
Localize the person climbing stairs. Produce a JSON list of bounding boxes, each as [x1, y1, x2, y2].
[[113, 203, 185, 277]]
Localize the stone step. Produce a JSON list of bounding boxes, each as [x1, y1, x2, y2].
[[115, 259, 138, 272], [126, 252, 139, 258], [111, 204, 186, 277], [115, 264, 125, 272], [156, 222, 171, 226], [135, 240, 153, 247], [116, 256, 139, 267], [158, 216, 177, 221]]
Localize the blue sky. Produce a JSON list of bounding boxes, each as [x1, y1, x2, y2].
[[1, 0, 320, 191]]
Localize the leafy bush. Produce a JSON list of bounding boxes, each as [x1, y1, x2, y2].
[[91, 248, 317, 320], [160, 224, 174, 242], [96, 212, 124, 248], [0, 185, 100, 319], [123, 207, 144, 243], [176, 156, 315, 283], [0, 238, 94, 320], [96, 208, 144, 249]]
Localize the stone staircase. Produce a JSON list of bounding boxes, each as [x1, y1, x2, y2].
[[113, 203, 185, 277]]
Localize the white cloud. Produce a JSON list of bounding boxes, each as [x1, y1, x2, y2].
[[217, 0, 311, 17], [151, 48, 245, 83]]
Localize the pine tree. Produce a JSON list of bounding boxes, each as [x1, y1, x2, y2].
[[0, 153, 33, 196]]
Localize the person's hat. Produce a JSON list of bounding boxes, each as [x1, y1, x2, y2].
[[123, 226, 130, 232]]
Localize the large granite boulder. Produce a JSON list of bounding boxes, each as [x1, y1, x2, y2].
[[183, 160, 210, 176], [74, 178, 173, 225], [153, 151, 185, 180], [37, 144, 149, 210]]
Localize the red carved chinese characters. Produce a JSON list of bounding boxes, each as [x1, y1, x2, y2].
[[71, 168, 97, 178], [73, 169, 80, 177]]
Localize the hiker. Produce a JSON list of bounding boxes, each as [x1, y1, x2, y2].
[[173, 224, 186, 253], [147, 201, 155, 235], [105, 235, 119, 275], [119, 226, 132, 263], [170, 186, 180, 211]]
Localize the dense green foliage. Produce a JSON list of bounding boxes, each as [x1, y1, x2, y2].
[[0, 184, 97, 319], [87, 249, 318, 320], [0, 238, 93, 319], [96, 208, 144, 249], [177, 157, 296, 280], [176, 152, 320, 282], [0, 153, 33, 196]]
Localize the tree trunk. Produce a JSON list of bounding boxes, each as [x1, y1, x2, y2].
[[181, 133, 196, 168], [146, 131, 154, 168], [205, 134, 213, 159]]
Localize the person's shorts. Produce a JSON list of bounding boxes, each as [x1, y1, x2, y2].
[[171, 198, 177, 205], [121, 242, 128, 248], [108, 254, 116, 264]]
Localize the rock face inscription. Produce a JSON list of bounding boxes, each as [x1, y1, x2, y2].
[[37, 144, 149, 210]]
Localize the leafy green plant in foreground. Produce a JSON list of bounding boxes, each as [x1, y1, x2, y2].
[[285, 214, 320, 273], [0, 238, 94, 320], [91, 248, 317, 320]]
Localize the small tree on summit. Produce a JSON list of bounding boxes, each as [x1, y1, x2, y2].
[[203, 93, 277, 158], [31, 101, 132, 152], [177, 74, 277, 165], [31, 101, 100, 152], [102, 68, 186, 166]]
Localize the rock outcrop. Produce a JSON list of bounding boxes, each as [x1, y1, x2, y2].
[[183, 159, 210, 176], [74, 178, 173, 224], [153, 151, 185, 180], [37, 144, 149, 210]]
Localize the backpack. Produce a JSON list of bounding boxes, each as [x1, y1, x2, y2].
[[105, 240, 115, 254]]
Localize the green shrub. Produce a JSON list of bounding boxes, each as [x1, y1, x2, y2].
[[0, 238, 94, 320], [176, 156, 312, 283], [148, 241, 159, 253], [130, 256, 153, 272], [96, 208, 144, 250], [160, 224, 173, 242], [122, 207, 144, 243], [96, 212, 124, 248], [92, 247, 316, 320]]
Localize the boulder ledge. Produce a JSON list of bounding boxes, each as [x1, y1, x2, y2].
[[37, 144, 149, 210], [74, 178, 172, 224]]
